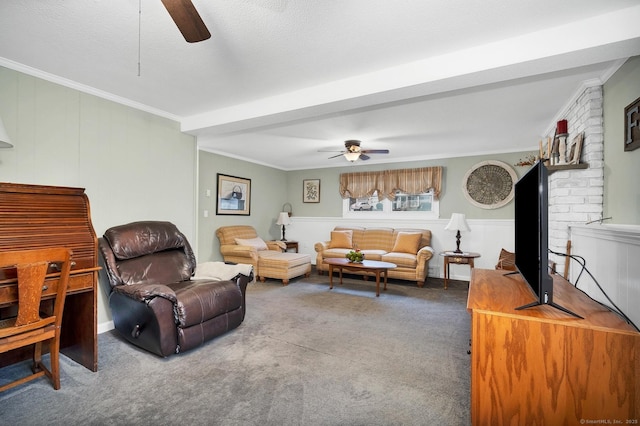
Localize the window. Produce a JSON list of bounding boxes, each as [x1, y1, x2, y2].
[[344, 190, 439, 219]]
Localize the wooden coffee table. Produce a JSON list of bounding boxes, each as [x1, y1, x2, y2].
[[324, 258, 397, 297]]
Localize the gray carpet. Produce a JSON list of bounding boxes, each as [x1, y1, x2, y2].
[[0, 272, 471, 426]]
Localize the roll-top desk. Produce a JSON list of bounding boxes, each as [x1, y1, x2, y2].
[[0, 182, 99, 372], [468, 268, 639, 424]]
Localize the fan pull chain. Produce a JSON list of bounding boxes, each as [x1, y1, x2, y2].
[[137, 0, 142, 77]]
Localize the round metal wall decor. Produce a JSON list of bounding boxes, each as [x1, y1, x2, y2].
[[463, 160, 517, 209]]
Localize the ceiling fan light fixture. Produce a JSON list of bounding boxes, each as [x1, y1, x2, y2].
[[344, 152, 360, 162]]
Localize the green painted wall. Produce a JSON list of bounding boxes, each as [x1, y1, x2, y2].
[[0, 66, 198, 327], [198, 149, 535, 264], [603, 56, 640, 224], [197, 151, 288, 262], [285, 151, 534, 219]]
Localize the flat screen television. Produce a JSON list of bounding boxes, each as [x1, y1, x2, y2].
[[513, 160, 581, 318]]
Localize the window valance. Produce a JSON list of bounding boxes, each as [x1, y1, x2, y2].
[[339, 166, 442, 200]]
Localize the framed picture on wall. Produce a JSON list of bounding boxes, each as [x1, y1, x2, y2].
[[216, 174, 251, 215], [303, 179, 320, 203]]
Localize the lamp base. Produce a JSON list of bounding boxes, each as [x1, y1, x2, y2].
[[454, 230, 462, 253]]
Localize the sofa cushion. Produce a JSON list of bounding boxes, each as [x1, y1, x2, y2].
[[382, 252, 418, 268], [235, 237, 268, 251], [321, 248, 352, 259], [358, 228, 395, 251], [360, 249, 386, 261], [392, 232, 423, 254], [329, 230, 353, 248]]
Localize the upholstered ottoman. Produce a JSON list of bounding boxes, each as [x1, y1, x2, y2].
[[257, 251, 311, 285]]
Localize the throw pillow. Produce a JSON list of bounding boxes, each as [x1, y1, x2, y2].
[[496, 248, 516, 270], [329, 230, 353, 249], [235, 237, 269, 251], [392, 232, 422, 254]]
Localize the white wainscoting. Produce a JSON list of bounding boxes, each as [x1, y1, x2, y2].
[[569, 224, 640, 329], [283, 217, 515, 282]]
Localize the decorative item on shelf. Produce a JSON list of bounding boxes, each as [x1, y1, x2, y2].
[[0, 117, 13, 148], [276, 211, 292, 241], [549, 119, 570, 166], [346, 249, 364, 263], [282, 202, 292, 217], [537, 136, 554, 166], [445, 213, 471, 254], [568, 132, 584, 165], [556, 119, 568, 135]]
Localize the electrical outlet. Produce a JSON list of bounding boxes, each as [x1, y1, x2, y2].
[[203, 210, 209, 218]]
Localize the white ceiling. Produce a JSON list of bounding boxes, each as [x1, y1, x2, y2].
[[1, 1, 639, 170]]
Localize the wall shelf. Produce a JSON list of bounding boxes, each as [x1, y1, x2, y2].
[[547, 163, 588, 173]]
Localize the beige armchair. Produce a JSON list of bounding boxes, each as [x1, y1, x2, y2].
[[216, 225, 311, 285]]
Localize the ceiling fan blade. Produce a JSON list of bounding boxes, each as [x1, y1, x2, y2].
[[318, 148, 346, 153], [161, 0, 211, 43], [361, 149, 390, 154], [359, 154, 370, 161], [327, 153, 345, 159]]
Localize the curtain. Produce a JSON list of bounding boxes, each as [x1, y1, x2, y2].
[[339, 166, 442, 200], [338, 170, 382, 199]]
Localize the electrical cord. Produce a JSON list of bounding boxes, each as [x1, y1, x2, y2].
[[549, 249, 639, 332]]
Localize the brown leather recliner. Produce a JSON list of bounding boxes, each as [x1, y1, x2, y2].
[[98, 221, 252, 357]]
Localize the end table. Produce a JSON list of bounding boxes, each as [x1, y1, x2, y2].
[[283, 241, 299, 253], [440, 251, 481, 289]]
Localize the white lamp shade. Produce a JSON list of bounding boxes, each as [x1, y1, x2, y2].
[[445, 213, 470, 232], [276, 212, 292, 226], [344, 152, 360, 162], [0, 117, 13, 148]]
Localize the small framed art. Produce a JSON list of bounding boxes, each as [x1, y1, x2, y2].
[[568, 133, 584, 164], [303, 179, 320, 203], [216, 173, 251, 215]]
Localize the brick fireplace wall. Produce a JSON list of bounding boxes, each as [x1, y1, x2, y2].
[[547, 84, 604, 274]]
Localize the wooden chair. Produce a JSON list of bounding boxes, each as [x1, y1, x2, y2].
[[495, 248, 516, 271], [0, 248, 72, 392]]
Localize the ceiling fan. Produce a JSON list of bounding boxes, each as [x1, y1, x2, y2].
[[320, 140, 390, 162], [161, 0, 211, 43]]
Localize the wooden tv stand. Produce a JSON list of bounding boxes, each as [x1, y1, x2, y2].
[[467, 269, 639, 424]]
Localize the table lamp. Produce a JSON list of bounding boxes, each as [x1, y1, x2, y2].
[[445, 213, 470, 253], [276, 212, 292, 241]]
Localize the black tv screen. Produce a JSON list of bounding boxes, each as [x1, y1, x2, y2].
[[513, 160, 581, 317], [514, 161, 551, 303]]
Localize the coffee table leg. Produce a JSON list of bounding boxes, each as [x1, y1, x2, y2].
[[329, 265, 334, 290], [375, 271, 380, 297], [444, 258, 449, 290], [383, 270, 388, 291]]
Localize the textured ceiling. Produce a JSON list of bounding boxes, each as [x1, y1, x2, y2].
[[1, 1, 639, 170]]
